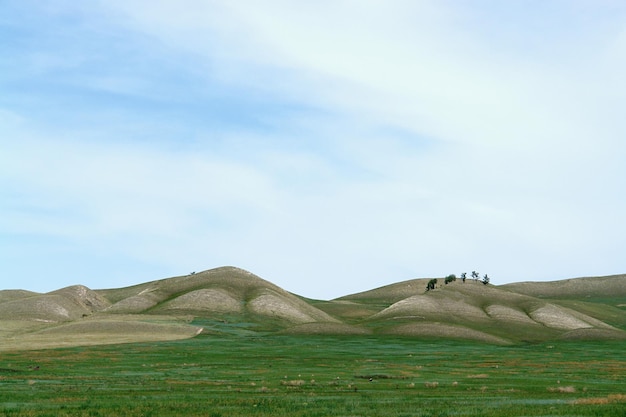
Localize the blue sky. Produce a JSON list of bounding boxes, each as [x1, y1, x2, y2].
[[2, 1, 625, 299]]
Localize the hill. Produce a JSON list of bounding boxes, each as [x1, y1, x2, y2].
[[99, 266, 338, 325], [1, 267, 625, 350], [361, 280, 624, 344], [501, 274, 626, 302]]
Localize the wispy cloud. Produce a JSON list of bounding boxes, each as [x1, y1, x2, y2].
[[1, 1, 625, 297]]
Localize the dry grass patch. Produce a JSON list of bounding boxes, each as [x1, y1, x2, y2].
[[157, 288, 243, 314], [485, 305, 536, 325], [547, 385, 576, 393], [104, 293, 160, 313], [573, 394, 626, 405], [372, 294, 488, 321], [528, 304, 594, 330], [559, 328, 626, 341], [281, 379, 306, 387], [502, 275, 626, 299], [355, 374, 407, 380], [0, 316, 201, 351], [383, 323, 511, 345], [247, 290, 339, 324]]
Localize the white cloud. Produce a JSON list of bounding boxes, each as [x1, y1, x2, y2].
[[101, 1, 626, 155], [2, 1, 625, 298]]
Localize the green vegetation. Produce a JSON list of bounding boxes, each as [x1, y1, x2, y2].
[[2, 268, 625, 415], [444, 274, 457, 285], [0, 333, 624, 416]]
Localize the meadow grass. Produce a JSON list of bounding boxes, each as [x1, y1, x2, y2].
[[0, 330, 625, 416]]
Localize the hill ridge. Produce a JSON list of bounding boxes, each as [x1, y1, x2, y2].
[[1, 267, 625, 350]]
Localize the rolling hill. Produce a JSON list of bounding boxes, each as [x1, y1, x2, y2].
[[1, 266, 625, 350]]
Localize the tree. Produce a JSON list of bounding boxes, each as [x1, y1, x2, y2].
[[426, 278, 437, 291], [461, 272, 467, 283], [482, 274, 490, 285], [471, 271, 479, 281], [444, 274, 457, 285]]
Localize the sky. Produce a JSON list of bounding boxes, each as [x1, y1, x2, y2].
[[1, 1, 625, 300]]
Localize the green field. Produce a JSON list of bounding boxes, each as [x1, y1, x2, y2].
[[1, 327, 625, 417]]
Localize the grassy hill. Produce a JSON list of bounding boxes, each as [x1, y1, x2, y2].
[[99, 266, 338, 326], [1, 267, 625, 350], [501, 274, 626, 303], [501, 274, 626, 333]]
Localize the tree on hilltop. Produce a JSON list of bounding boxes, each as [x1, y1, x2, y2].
[[444, 274, 457, 285]]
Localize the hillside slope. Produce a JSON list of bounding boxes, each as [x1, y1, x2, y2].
[[99, 266, 339, 326], [361, 281, 625, 343], [501, 274, 626, 301], [1, 267, 625, 350]]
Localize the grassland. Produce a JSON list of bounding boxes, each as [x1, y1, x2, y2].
[[1, 329, 625, 416], [2, 268, 625, 415]]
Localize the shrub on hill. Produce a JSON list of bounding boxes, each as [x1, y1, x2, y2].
[[445, 274, 457, 285]]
